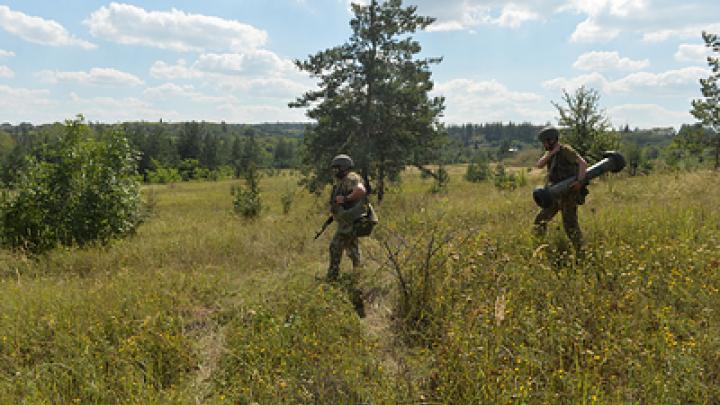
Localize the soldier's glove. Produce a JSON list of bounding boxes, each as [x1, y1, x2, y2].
[[570, 180, 583, 192]]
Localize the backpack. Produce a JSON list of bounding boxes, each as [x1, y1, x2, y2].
[[354, 203, 378, 237]]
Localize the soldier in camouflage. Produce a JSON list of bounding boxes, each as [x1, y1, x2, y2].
[[533, 126, 588, 250], [326, 154, 367, 281]]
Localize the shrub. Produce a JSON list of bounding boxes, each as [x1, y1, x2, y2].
[[280, 183, 296, 215], [232, 163, 262, 218], [0, 115, 141, 253], [493, 163, 526, 191], [430, 165, 449, 194], [465, 155, 491, 182]]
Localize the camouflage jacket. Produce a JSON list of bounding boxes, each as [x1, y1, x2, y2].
[[329, 171, 366, 235], [546, 144, 581, 184]]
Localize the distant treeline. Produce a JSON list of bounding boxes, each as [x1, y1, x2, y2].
[[0, 120, 713, 185]]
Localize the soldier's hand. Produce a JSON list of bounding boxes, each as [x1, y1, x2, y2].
[[570, 181, 582, 192], [335, 195, 346, 204]]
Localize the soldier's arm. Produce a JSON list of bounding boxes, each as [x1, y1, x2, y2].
[[336, 183, 366, 204], [575, 154, 588, 181], [535, 142, 561, 168]]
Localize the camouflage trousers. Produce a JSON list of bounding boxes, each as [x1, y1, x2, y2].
[[327, 231, 360, 281], [533, 197, 583, 250]]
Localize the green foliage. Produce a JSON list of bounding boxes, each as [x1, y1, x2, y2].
[[0, 115, 141, 253], [690, 31, 720, 169], [291, 0, 445, 200], [464, 154, 491, 182], [232, 164, 262, 218], [430, 165, 449, 194], [553, 86, 620, 163], [146, 159, 181, 184], [493, 163, 526, 190], [280, 182, 297, 215]]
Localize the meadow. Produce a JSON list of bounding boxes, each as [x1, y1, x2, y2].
[[0, 166, 718, 404]]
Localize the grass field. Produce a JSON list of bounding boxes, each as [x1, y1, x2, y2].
[[0, 167, 718, 403]]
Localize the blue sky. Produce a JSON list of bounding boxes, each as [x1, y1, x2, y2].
[[0, 0, 718, 129]]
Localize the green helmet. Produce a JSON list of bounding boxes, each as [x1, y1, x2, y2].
[[537, 126, 560, 142], [331, 154, 353, 169]]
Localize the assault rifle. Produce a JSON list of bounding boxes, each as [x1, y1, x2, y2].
[[314, 215, 334, 240]]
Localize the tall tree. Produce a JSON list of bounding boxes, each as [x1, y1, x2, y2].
[[177, 121, 203, 161], [552, 86, 619, 163], [290, 0, 445, 201], [690, 31, 720, 169]]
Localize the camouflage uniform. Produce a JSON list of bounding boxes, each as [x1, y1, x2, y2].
[[327, 171, 365, 281], [534, 144, 584, 249]]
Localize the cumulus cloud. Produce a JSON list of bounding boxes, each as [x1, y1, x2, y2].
[[84, 2, 267, 52], [433, 78, 548, 123], [195, 51, 296, 76], [543, 67, 707, 93], [674, 43, 712, 62], [608, 103, 692, 129], [67, 92, 181, 122], [150, 60, 204, 80], [608, 67, 707, 92], [0, 49, 15, 57], [0, 65, 13, 78], [0, 5, 95, 49], [570, 18, 620, 43], [403, 0, 720, 45], [0, 85, 54, 122], [37, 68, 144, 87], [573, 51, 649, 71], [643, 23, 720, 43], [542, 72, 609, 92]]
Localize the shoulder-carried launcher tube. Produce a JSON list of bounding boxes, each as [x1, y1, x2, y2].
[[533, 151, 626, 208]]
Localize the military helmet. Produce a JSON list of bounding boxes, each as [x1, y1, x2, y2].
[[330, 154, 353, 169], [537, 126, 560, 142]]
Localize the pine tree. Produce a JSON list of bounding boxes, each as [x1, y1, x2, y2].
[[690, 31, 720, 169], [290, 0, 445, 201]]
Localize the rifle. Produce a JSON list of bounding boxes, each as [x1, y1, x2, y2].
[[314, 215, 334, 240]]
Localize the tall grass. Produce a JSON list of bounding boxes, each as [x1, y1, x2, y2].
[[0, 169, 717, 403]]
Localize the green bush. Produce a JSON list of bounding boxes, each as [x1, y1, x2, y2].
[[465, 155, 491, 182], [0, 115, 141, 253], [232, 163, 262, 218], [493, 163, 526, 191]]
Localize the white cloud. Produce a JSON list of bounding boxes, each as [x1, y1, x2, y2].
[[149, 52, 312, 99], [195, 51, 296, 77], [150, 60, 204, 80], [494, 4, 540, 28], [0, 5, 95, 49], [542, 72, 609, 92], [608, 67, 707, 92], [37, 68, 144, 87], [643, 23, 720, 43], [0, 85, 54, 122], [85, 2, 267, 52], [67, 92, 181, 123], [544, 67, 707, 94], [433, 78, 548, 123], [0, 65, 13, 78], [674, 44, 712, 63], [608, 103, 691, 129], [0, 49, 15, 57], [570, 18, 620, 43], [573, 51, 649, 71]]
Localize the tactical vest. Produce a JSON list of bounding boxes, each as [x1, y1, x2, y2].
[[330, 171, 366, 235], [547, 145, 579, 184]]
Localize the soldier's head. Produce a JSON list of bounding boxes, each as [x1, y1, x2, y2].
[[537, 126, 560, 151], [330, 154, 353, 178]]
